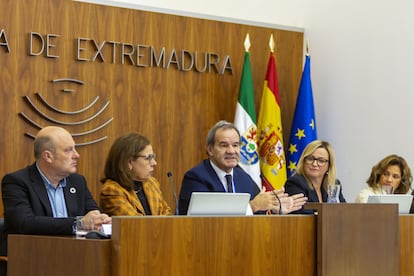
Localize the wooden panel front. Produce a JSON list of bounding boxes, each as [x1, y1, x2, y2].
[[111, 216, 316, 276], [399, 215, 414, 275], [306, 203, 399, 276], [0, 0, 303, 214], [9, 215, 414, 276], [7, 235, 111, 276]]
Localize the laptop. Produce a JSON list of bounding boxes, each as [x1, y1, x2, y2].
[[187, 192, 251, 216], [367, 194, 413, 214]]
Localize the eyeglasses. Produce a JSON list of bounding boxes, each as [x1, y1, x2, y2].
[[304, 156, 329, 166], [136, 153, 156, 161]]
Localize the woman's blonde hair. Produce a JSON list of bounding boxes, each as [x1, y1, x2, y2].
[[295, 140, 337, 191]]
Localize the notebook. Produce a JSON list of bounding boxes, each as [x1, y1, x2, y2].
[[187, 192, 251, 216], [367, 194, 413, 214]]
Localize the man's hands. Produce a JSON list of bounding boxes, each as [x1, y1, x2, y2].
[[279, 193, 308, 214], [249, 187, 307, 214], [82, 210, 112, 231]]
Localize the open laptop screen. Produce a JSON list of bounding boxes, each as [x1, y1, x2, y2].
[[187, 192, 251, 216], [367, 194, 413, 214]]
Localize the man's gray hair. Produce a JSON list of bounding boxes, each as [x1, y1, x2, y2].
[[206, 120, 241, 147], [33, 136, 55, 159]]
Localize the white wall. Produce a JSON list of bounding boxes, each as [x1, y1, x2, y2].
[[79, 0, 414, 202], [302, 0, 414, 202]]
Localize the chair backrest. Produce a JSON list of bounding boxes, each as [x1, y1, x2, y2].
[[0, 218, 8, 262]]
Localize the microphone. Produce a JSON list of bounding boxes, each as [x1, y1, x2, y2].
[[167, 171, 179, 215], [260, 174, 282, 214], [260, 174, 274, 192]]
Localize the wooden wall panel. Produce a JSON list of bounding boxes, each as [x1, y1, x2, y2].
[[0, 0, 303, 214]]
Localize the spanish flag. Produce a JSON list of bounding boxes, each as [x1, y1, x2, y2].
[[257, 35, 287, 190]]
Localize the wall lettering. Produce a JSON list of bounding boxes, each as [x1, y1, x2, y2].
[[0, 29, 233, 74], [76, 38, 233, 74], [0, 29, 10, 53], [29, 32, 60, 58]]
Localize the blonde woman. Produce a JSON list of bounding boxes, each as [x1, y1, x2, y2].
[[284, 140, 346, 214]]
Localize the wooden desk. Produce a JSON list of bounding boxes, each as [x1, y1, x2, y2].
[[111, 215, 316, 276], [9, 213, 414, 275], [6, 216, 316, 276], [7, 235, 111, 276]]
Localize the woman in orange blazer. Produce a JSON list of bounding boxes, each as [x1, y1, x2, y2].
[[100, 133, 171, 216]]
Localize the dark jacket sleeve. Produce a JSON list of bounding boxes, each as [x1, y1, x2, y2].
[[2, 166, 99, 236], [284, 174, 346, 214], [178, 167, 218, 215], [285, 174, 310, 197], [2, 172, 73, 235], [284, 174, 315, 214]]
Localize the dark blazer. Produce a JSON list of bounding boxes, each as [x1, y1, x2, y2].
[[178, 159, 260, 215], [0, 163, 99, 256], [284, 174, 346, 214]]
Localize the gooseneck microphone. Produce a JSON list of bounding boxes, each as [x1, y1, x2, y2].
[[260, 174, 282, 214], [167, 171, 179, 215]]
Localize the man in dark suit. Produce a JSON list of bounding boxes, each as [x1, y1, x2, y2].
[[178, 120, 307, 215], [0, 126, 111, 273]]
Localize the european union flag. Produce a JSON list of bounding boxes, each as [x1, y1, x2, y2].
[[286, 55, 317, 177]]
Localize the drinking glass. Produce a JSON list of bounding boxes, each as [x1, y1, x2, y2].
[[382, 185, 394, 194], [75, 216, 90, 239], [327, 184, 340, 203]]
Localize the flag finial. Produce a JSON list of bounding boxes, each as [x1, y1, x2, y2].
[[306, 39, 310, 56], [269, 34, 275, 53], [244, 33, 251, 52]]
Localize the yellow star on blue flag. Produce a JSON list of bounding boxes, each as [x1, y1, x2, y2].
[[286, 55, 317, 177]]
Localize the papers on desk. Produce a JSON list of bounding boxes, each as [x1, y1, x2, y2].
[[101, 224, 112, 236]]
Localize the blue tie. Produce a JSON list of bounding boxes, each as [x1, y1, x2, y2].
[[225, 174, 233, 193]]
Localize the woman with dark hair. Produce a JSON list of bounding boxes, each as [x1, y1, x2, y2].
[[355, 154, 413, 203], [100, 133, 171, 216]]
